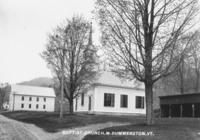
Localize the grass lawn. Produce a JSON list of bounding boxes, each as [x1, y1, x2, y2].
[[83, 118, 200, 140], [1, 111, 200, 140], [1, 111, 145, 132]]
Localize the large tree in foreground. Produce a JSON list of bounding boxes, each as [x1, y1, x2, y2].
[[95, 0, 198, 124], [42, 16, 99, 116]]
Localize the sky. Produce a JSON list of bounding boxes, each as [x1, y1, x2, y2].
[[0, 0, 200, 84], [0, 0, 99, 84]]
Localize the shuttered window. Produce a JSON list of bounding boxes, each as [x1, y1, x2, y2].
[[104, 93, 115, 107], [81, 94, 84, 106], [120, 95, 128, 108], [135, 96, 144, 109]]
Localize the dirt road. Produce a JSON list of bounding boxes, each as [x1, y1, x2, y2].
[[0, 115, 38, 140]]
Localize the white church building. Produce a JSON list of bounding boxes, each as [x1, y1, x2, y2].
[[74, 72, 146, 115], [9, 85, 55, 112]]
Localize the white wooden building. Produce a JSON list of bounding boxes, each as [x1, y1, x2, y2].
[[74, 72, 146, 115], [9, 85, 55, 112]]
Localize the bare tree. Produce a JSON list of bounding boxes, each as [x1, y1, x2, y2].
[[188, 31, 200, 92], [162, 56, 190, 94], [170, 34, 194, 94], [42, 16, 99, 115], [162, 31, 200, 94], [0, 83, 11, 110], [95, 0, 198, 125]]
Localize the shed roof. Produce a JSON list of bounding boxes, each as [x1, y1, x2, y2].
[[159, 93, 200, 104], [159, 93, 200, 99], [11, 84, 55, 97]]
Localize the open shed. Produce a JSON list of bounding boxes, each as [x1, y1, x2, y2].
[[159, 93, 200, 117]]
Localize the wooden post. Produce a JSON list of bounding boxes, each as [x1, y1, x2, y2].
[[180, 104, 183, 117], [192, 104, 195, 117], [169, 104, 171, 118], [160, 106, 162, 118]]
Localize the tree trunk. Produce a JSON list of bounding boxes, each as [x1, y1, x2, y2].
[[180, 72, 184, 94], [145, 82, 154, 125], [0, 98, 3, 110], [179, 60, 184, 94], [0, 104, 3, 110], [195, 70, 199, 92], [69, 99, 74, 114]]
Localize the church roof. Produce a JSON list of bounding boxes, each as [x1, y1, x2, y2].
[[94, 71, 144, 90]]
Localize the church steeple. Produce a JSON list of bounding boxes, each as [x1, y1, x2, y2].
[[84, 22, 94, 60], [88, 22, 93, 46]]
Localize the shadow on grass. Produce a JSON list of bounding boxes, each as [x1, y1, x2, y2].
[[1, 111, 145, 133], [83, 118, 200, 140]]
